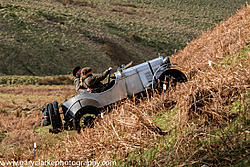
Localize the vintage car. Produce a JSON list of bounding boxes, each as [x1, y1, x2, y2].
[[42, 56, 187, 132]]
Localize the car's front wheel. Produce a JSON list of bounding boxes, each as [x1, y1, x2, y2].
[[158, 69, 187, 91]]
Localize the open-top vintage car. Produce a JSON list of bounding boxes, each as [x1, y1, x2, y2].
[[42, 56, 187, 132]]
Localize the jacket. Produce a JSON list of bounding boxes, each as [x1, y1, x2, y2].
[[74, 69, 110, 92], [74, 77, 86, 92], [82, 69, 110, 89]]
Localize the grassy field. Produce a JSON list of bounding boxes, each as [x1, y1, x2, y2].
[[0, 0, 248, 75]]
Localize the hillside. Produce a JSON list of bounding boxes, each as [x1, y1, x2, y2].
[[0, 0, 248, 75], [0, 4, 249, 167]]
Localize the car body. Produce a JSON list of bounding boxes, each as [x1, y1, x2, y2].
[[61, 56, 186, 126]]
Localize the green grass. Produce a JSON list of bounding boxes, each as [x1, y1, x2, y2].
[[0, 0, 248, 75], [0, 75, 73, 85], [0, 131, 7, 143], [153, 108, 178, 131], [219, 45, 250, 67]]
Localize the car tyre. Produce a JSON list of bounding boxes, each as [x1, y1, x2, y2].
[[73, 106, 99, 132]]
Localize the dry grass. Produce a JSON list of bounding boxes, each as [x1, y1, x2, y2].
[[172, 4, 250, 76], [57, 94, 170, 161], [170, 4, 250, 124], [0, 85, 75, 160], [0, 4, 249, 166], [148, 5, 250, 166]]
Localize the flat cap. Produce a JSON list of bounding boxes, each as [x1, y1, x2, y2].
[[72, 66, 81, 77]]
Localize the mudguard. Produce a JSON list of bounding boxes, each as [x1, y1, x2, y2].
[[152, 67, 187, 89], [62, 97, 102, 121]]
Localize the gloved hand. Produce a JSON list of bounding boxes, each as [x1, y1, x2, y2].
[[108, 67, 112, 71]]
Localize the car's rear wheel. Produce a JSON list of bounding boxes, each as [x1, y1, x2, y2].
[[79, 114, 95, 129], [73, 106, 99, 132]]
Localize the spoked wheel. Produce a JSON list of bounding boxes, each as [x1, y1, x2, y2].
[[73, 106, 99, 132], [158, 69, 187, 91], [79, 114, 95, 129]]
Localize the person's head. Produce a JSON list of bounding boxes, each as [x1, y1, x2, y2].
[[72, 66, 81, 77], [81, 67, 92, 77]]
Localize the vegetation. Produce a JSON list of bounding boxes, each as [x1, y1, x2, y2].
[[119, 44, 250, 166], [0, 1, 249, 167], [0, 75, 72, 85], [0, 0, 248, 75]]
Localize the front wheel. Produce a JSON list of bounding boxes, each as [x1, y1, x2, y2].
[[158, 69, 187, 90]]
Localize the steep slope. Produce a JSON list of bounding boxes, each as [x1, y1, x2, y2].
[[172, 3, 250, 75]]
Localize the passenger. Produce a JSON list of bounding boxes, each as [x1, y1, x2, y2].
[[72, 66, 85, 92], [72, 66, 112, 93]]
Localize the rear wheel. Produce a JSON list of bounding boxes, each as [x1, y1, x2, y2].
[[79, 114, 95, 129]]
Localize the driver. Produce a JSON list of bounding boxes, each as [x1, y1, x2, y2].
[[72, 66, 112, 93]]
